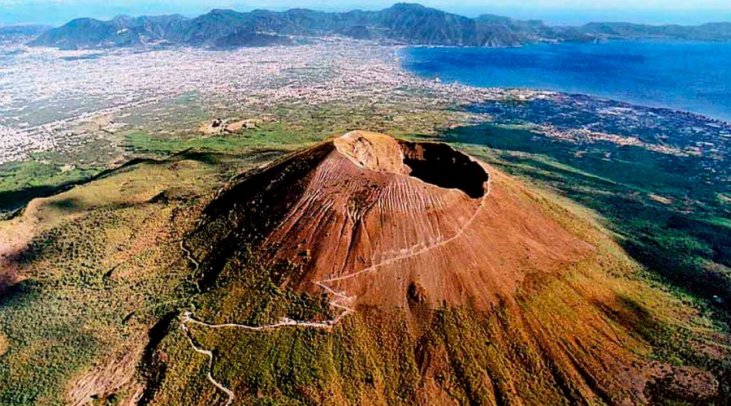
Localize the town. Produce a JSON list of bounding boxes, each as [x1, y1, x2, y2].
[[1, 35, 729, 191]]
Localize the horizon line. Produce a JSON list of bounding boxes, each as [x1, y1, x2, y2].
[[3, 3, 731, 29]]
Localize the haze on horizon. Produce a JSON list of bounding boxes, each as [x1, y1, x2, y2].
[[1, 0, 730, 27]]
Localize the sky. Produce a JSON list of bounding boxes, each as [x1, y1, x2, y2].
[[1, 0, 730, 26]]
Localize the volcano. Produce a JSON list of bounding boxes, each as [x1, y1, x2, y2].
[[175, 131, 722, 405], [190, 131, 592, 311]]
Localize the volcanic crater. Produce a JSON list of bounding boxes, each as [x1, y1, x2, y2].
[[189, 130, 591, 310], [180, 131, 724, 405]]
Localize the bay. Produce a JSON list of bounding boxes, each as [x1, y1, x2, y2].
[[402, 41, 731, 122]]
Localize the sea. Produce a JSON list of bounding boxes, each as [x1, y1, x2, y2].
[[401, 40, 731, 122]]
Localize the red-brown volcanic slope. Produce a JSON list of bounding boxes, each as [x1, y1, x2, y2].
[[262, 131, 593, 310], [183, 131, 724, 404]]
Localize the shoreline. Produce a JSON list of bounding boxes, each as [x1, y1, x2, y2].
[[399, 43, 731, 124], [0, 40, 728, 169]]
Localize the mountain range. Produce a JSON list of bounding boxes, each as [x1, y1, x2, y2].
[[27, 3, 731, 50]]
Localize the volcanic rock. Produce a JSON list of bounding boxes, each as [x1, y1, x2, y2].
[[181, 131, 723, 404], [191, 130, 593, 310]]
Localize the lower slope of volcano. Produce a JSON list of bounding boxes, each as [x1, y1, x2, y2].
[[157, 131, 725, 405]]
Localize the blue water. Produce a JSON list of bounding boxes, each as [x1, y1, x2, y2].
[[402, 41, 731, 122]]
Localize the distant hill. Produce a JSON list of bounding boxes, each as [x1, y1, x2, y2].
[[0, 25, 48, 42], [27, 3, 731, 50], [581, 22, 731, 41], [28, 15, 187, 49]]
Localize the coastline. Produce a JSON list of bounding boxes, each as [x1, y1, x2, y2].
[[0, 39, 728, 171], [399, 41, 731, 123]]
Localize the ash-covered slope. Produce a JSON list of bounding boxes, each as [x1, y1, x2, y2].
[[191, 131, 590, 310], [170, 132, 724, 405]]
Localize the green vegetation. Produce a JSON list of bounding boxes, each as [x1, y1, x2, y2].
[[122, 123, 323, 158], [0, 159, 100, 214], [0, 156, 221, 404]]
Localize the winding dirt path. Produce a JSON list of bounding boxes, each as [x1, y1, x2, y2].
[[180, 178, 491, 405]]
